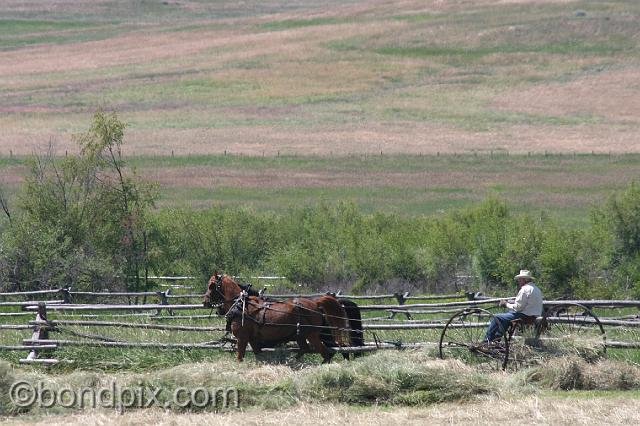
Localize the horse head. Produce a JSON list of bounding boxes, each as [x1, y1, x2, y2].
[[203, 272, 242, 314], [203, 272, 225, 309]]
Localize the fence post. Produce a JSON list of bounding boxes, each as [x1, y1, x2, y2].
[[390, 292, 412, 320], [61, 288, 72, 304], [156, 291, 165, 315], [157, 289, 173, 316], [26, 303, 49, 361]]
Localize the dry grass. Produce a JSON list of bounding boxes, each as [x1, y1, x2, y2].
[[143, 164, 635, 190], [493, 68, 640, 122], [5, 123, 635, 158], [4, 396, 640, 426], [524, 357, 640, 390], [2, 353, 640, 424]]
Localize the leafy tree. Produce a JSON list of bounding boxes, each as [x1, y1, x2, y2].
[[415, 217, 469, 292], [463, 197, 509, 288], [600, 182, 640, 260], [537, 225, 580, 297], [586, 182, 640, 297], [0, 111, 156, 291]]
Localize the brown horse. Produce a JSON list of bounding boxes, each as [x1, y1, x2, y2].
[[203, 273, 351, 363]]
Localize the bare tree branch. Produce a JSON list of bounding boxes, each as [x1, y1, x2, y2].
[[0, 185, 11, 223]]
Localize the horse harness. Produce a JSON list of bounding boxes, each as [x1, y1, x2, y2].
[[216, 276, 344, 338], [225, 292, 313, 337]]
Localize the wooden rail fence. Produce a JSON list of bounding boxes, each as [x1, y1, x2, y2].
[[2, 289, 640, 366]]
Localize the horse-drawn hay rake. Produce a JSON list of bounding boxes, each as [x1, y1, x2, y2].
[[438, 303, 607, 370]]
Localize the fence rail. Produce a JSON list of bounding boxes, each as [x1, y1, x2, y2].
[[0, 287, 471, 304], [23, 339, 227, 350], [23, 303, 205, 312], [0, 289, 62, 297], [2, 291, 640, 366], [30, 319, 226, 332]]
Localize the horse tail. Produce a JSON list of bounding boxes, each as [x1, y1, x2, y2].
[[314, 296, 349, 347], [339, 299, 364, 358], [319, 315, 337, 353]]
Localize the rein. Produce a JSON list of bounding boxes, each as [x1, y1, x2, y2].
[[213, 274, 353, 331], [243, 297, 351, 323], [226, 295, 352, 332]]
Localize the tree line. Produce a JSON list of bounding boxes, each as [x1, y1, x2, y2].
[[1, 112, 639, 299]]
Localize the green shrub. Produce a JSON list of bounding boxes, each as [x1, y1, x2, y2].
[[463, 197, 509, 287], [414, 217, 469, 292]]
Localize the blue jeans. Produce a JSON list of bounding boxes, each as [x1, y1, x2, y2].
[[485, 311, 526, 342]]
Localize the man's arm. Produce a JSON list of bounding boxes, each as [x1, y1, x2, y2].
[[506, 287, 528, 312]]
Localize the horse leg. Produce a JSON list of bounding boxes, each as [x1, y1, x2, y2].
[[307, 332, 334, 364], [296, 336, 311, 360], [319, 325, 344, 360], [341, 300, 364, 359], [250, 340, 262, 355], [236, 338, 249, 362]]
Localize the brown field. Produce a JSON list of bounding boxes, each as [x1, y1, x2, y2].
[[145, 164, 634, 190], [1, 0, 639, 157]]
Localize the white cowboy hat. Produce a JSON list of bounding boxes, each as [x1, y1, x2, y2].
[[514, 269, 534, 280]]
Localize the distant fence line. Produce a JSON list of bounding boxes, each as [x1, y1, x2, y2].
[[0, 275, 288, 294], [2, 150, 630, 161]]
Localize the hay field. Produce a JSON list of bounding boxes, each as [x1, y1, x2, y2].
[[3, 354, 640, 425], [6, 397, 640, 426], [1, 0, 639, 157]]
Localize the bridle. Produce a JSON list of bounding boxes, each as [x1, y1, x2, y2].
[[212, 274, 225, 299], [208, 274, 242, 308], [209, 274, 251, 325]]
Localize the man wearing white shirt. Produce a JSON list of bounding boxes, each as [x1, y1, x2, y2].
[[485, 269, 544, 342]]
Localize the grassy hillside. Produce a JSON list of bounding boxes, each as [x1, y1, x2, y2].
[[1, 0, 639, 156]]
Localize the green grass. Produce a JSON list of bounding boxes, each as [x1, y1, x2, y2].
[[0, 19, 123, 50], [0, 19, 96, 34], [124, 152, 640, 173], [158, 186, 478, 217], [374, 39, 635, 59], [141, 152, 640, 224], [260, 17, 352, 31], [2, 152, 639, 225], [383, 107, 602, 130]]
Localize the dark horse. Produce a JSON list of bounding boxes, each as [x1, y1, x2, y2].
[[203, 273, 363, 362], [332, 297, 364, 358]]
